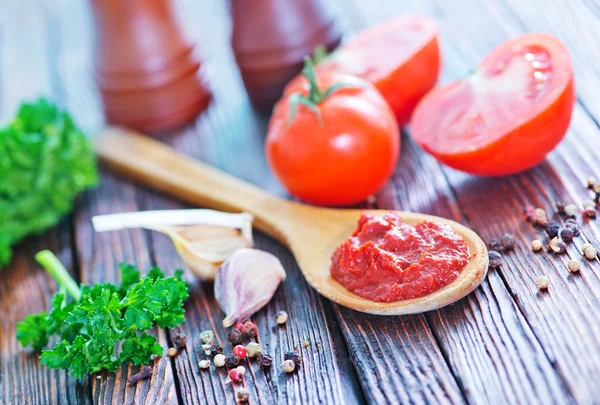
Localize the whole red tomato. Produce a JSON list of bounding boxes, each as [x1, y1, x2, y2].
[[411, 34, 575, 176], [266, 60, 400, 206]]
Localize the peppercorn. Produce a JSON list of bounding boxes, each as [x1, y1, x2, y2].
[[236, 365, 246, 376], [245, 342, 262, 358], [565, 219, 580, 236], [242, 321, 257, 339], [488, 251, 502, 267], [523, 205, 536, 222], [211, 345, 224, 356], [233, 345, 247, 360], [568, 259, 581, 273], [536, 275, 550, 290], [550, 237, 566, 253], [581, 242, 593, 252], [556, 201, 566, 214], [583, 199, 596, 209], [588, 177, 597, 188], [199, 359, 210, 370], [214, 354, 226, 368], [256, 353, 273, 369], [564, 204, 578, 217], [167, 347, 178, 357], [533, 208, 549, 227], [228, 328, 242, 345], [200, 330, 215, 345], [225, 353, 240, 368], [282, 359, 296, 373], [594, 183, 600, 194], [584, 246, 597, 260], [531, 240, 543, 252], [275, 310, 288, 325], [560, 228, 575, 243], [172, 333, 187, 350], [584, 208, 597, 219], [545, 222, 560, 239], [501, 233, 516, 250], [229, 367, 244, 383], [488, 238, 503, 252], [284, 352, 303, 365], [233, 322, 244, 332], [237, 388, 250, 402], [202, 344, 212, 356]]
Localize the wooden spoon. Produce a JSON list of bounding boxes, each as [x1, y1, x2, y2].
[[96, 127, 489, 315]]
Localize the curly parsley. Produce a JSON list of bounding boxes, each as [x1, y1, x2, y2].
[[17, 251, 188, 379]]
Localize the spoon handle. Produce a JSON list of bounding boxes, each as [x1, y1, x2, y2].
[[95, 127, 298, 241]]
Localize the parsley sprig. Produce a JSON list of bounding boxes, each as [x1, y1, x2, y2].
[[17, 250, 188, 379]]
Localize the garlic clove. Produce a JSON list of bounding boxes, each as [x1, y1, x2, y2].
[[215, 248, 286, 327]]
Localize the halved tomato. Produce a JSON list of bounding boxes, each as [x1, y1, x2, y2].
[[286, 15, 441, 126], [411, 34, 575, 176]]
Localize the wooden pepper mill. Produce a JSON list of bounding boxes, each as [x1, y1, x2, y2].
[[91, 0, 211, 134], [230, 0, 342, 114]]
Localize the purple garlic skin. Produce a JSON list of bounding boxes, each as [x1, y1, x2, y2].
[[215, 248, 286, 327]]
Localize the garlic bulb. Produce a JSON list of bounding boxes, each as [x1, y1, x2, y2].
[[215, 248, 286, 327], [92, 209, 253, 280]]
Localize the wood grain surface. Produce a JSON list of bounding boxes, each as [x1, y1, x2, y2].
[[1, 0, 599, 404]]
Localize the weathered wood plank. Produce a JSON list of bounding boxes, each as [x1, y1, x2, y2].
[[349, 1, 577, 404], [0, 1, 91, 404]]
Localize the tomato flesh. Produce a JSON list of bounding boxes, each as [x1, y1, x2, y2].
[[411, 34, 575, 176], [287, 15, 441, 126]]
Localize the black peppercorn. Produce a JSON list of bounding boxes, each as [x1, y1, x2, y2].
[[501, 234, 515, 250], [488, 251, 502, 267], [488, 239, 503, 252], [172, 333, 187, 350], [211, 345, 224, 356], [228, 328, 242, 345], [566, 221, 580, 236], [284, 351, 303, 365], [237, 388, 250, 402], [556, 201, 566, 215], [545, 222, 560, 239], [560, 228, 575, 243], [225, 353, 240, 368], [256, 353, 273, 369]]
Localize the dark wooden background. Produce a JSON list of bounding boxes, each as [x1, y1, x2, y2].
[[1, 0, 600, 404]]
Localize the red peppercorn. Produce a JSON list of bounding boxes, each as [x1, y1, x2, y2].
[[229, 368, 243, 383], [233, 322, 244, 332], [233, 345, 247, 359]]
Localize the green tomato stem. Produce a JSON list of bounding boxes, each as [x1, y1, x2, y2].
[[35, 250, 81, 302]]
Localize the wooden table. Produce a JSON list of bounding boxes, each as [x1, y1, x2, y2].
[[2, 0, 600, 403]]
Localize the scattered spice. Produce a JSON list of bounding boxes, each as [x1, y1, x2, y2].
[[488, 251, 502, 267], [242, 320, 258, 339], [228, 328, 243, 345], [202, 344, 212, 356], [214, 354, 226, 367], [275, 310, 288, 325], [536, 275, 550, 290], [556, 201, 566, 215], [584, 246, 597, 260], [172, 333, 187, 350], [583, 208, 597, 219], [225, 353, 241, 368], [531, 240, 543, 252], [560, 228, 575, 243], [523, 205, 536, 222], [128, 366, 153, 385], [237, 388, 250, 402], [545, 222, 560, 239], [215, 248, 286, 327], [565, 219, 580, 236], [501, 233, 515, 250], [582, 199, 596, 209], [549, 237, 566, 253], [568, 259, 581, 273], [284, 352, 303, 365], [256, 353, 273, 369], [233, 345, 247, 360], [488, 238, 503, 252], [282, 359, 296, 373], [564, 204, 578, 217], [245, 342, 262, 358], [581, 242, 593, 252], [211, 345, 224, 356], [594, 184, 600, 194], [200, 330, 215, 345], [229, 367, 244, 383], [587, 177, 597, 189], [233, 323, 244, 332], [199, 359, 210, 370], [167, 347, 178, 357]]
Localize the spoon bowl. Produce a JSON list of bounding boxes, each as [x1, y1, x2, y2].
[[97, 127, 488, 315]]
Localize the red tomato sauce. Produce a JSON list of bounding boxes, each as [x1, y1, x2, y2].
[[330, 213, 470, 302]]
